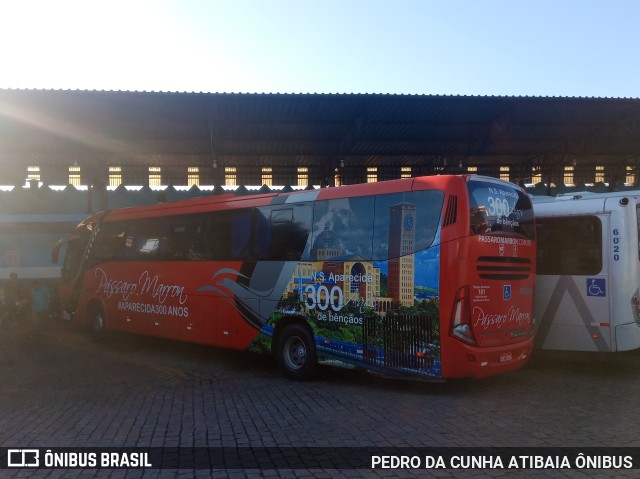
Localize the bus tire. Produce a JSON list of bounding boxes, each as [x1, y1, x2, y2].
[[88, 303, 107, 341], [277, 323, 316, 381]]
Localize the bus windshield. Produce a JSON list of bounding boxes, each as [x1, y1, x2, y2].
[[467, 180, 534, 239]]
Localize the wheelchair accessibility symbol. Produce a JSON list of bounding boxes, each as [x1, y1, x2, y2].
[[503, 285, 511, 301], [587, 278, 606, 297]]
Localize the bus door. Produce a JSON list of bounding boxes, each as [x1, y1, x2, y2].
[[53, 228, 93, 320], [535, 214, 611, 351]]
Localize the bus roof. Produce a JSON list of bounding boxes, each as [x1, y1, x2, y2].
[[88, 174, 523, 223], [533, 193, 638, 217]]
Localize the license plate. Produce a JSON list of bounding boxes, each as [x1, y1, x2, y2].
[[499, 352, 513, 362]]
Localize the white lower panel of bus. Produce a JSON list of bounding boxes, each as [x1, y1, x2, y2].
[[535, 275, 611, 352]]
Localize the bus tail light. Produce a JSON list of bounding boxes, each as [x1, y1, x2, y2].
[[450, 286, 476, 345], [631, 289, 640, 326]]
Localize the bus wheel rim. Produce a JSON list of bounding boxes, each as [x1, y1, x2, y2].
[[283, 335, 306, 370], [93, 314, 104, 331]]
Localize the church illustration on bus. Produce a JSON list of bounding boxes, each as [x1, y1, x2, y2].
[[282, 201, 438, 318]]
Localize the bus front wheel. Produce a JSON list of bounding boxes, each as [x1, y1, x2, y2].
[[89, 304, 107, 340], [277, 323, 316, 381]]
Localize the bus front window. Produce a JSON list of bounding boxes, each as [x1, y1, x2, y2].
[[466, 180, 534, 239], [58, 225, 93, 282], [61, 238, 84, 281]]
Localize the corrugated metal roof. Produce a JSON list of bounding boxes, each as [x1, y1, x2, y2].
[[1, 89, 640, 173]]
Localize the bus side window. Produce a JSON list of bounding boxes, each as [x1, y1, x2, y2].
[[231, 210, 252, 259], [278, 204, 312, 260], [372, 190, 444, 260], [536, 216, 602, 275], [206, 213, 231, 260], [254, 205, 312, 261], [206, 209, 252, 261], [311, 197, 374, 261], [165, 215, 206, 261], [92, 222, 127, 263], [253, 208, 272, 259], [131, 218, 166, 260]]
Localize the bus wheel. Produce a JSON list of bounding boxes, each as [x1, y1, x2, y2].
[[277, 323, 316, 381], [89, 304, 107, 340]]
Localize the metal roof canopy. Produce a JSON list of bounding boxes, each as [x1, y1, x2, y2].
[[1, 89, 639, 184]]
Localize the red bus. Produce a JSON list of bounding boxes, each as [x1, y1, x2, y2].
[[53, 175, 536, 380]]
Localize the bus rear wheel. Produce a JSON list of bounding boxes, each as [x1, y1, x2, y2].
[[277, 323, 316, 381]]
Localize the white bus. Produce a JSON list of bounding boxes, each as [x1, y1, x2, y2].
[[0, 214, 88, 280], [532, 191, 640, 351]]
